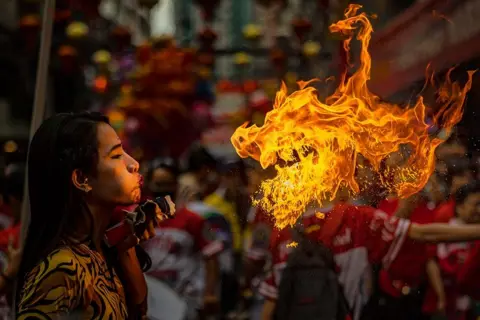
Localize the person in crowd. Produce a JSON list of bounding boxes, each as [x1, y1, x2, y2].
[[259, 191, 480, 320], [0, 165, 24, 250], [372, 193, 438, 320], [423, 182, 480, 320], [142, 158, 222, 320], [176, 147, 218, 208], [434, 159, 473, 223], [201, 160, 246, 319], [16, 112, 166, 319]]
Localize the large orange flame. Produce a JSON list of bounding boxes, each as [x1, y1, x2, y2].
[[231, 4, 474, 229]]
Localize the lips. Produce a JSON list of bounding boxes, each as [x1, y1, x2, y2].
[[138, 175, 144, 188]]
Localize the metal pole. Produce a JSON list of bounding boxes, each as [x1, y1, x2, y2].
[[19, 0, 56, 246]]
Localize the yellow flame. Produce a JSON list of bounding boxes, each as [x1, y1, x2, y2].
[[230, 4, 474, 229]]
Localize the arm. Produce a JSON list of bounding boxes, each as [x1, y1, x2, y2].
[[261, 299, 276, 320], [117, 246, 148, 317], [204, 255, 219, 298], [408, 223, 480, 242], [426, 258, 445, 313]]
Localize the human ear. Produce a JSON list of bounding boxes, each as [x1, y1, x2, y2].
[[71, 169, 92, 193]]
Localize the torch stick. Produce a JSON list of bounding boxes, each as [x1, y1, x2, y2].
[[19, 0, 56, 246]]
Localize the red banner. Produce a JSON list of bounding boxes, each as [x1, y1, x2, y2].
[[369, 0, 480, 97]]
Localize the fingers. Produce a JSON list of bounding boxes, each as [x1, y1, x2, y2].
[[165, 196, 176, 214], [116, 234, 140, 253]]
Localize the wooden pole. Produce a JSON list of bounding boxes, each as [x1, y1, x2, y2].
[[19, 0, 56, 247], [14, 0, 55, 311]]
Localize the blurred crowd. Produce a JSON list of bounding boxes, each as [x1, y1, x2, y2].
[[1, 129, 480, 320]]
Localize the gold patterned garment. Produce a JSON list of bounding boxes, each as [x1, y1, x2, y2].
[[17, 243, 128, 319]]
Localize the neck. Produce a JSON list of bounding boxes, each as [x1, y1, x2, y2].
[[86, 202, 113, 251]]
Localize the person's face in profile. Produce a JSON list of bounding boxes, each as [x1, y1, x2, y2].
[[85, 123, 142, 206]]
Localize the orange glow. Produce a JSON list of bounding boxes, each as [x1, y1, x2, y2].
[[94, 76, 108, 93], [231, 4, 474, 229]]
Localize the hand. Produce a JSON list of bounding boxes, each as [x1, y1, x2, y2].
[[5, 235, 22, 278], [136, 196, 176, 242], [436, 298, 446, 313]]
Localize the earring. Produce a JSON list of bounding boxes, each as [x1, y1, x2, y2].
[[83, 179, 92, 193]]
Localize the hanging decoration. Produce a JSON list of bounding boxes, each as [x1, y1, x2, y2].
[[243, 24, 262, 45], [66, 21, 89, 39], [19, 15, 41, 51], [292, 18, 312, 43], [270, 47, 287, 71], [234, 52, 251, 66], [58, 45, 78, 74], [303, 40, 321, 57]]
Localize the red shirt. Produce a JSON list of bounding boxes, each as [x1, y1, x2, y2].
[[377, 198, 436, 297], [423, 218, 471, 317], [434, 198, 455, 223], [245, 206, 275, 262], [457, 240, 480, 300], [259, 203, 411, 320]]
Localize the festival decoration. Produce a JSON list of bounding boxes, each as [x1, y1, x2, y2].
[[92, 50, 112, 65], [269, 47, 287, 71], [58, 45, 78, 74], [19, 15, 41, 51], [66, 21, 89, 39], [234, 52, 251, 66], [291, 18, 312, 42], [303, 40, 321, 57], [231, 4, 474, 229], [243, 24, 262, 43]]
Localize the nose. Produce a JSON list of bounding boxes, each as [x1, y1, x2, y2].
[[126, 155, 140, 173]]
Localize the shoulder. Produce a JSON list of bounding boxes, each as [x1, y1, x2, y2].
[[23, 246, 82, 288], [19, 246, 84, 313]]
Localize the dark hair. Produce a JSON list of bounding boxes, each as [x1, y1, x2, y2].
[[455, 181, 480, 205], [187, 147, 217, 172], [16, 112, 150, 307], [147, 157, 180, 181]]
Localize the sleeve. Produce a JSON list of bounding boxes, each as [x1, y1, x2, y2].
[[258, 229, 282, 301], [246, 222, 272, 262], [17, 252, 82, 319], [188, 214, 224, 258], [359, 207, 411, 267], [457, 241, 480, 299]]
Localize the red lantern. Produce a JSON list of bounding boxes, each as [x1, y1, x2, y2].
[[19, 15, 41, 51], [197, 52, 215, 67], [194, 0, 221, 22], [197, 28, 217, 49], [136, 43, 153, 65], [292, 18, 312, 42], [270, 47, 286, 70], [58, 45, 78, 74]]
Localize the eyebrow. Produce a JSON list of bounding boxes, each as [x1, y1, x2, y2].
[[108, 143, 122, 155]]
